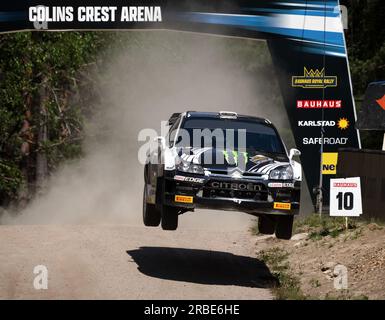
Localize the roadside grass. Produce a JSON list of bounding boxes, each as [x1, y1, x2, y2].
[[257, 247, 306, 300], [294, 214, 385, 241], [324, 291, 369, 300], [293, 214, 361, 240], [365, 218, 385, 228]]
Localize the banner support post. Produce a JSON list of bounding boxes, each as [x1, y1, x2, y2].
[[382, 133, 385, 151], [318, 139, 324, 217]]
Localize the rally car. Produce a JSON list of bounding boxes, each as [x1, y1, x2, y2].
[[143, 111, 301, 239]]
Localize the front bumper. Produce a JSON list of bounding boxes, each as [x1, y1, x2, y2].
[[162, 171, 300, 216]]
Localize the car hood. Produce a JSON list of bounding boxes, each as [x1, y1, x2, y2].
[[177, 147, 290, 174]]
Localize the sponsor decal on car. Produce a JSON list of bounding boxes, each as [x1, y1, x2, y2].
[[292, 68, 337, 89], [322, 152, 338, 175], [222, 150, 248, 165], [303, 137, 348, 145], [175, 195, 194, 203], [297, 100, 342, 109], [247, 156, 289, 174], [210, 181, 262, 191], [179, 147, 212, 164], [268, 182, 294, 188], [273, 202, 291, 210], [250, 155, 270, 163], [174, 175, 205, 184]]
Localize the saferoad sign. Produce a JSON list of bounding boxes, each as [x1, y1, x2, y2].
[[0, 0, 361, 206]]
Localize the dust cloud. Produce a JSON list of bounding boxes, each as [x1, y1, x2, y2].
[[1, 31, 296, 229]]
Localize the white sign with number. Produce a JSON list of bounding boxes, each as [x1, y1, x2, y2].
[[330, 177, 363, 217]]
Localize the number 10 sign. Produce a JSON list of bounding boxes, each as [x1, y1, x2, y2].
[[330, 177, 363, 217]]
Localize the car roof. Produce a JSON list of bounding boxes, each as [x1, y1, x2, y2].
[[184, 111, 270, 124]]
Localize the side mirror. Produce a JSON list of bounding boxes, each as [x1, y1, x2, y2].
[[289, 148, 301, 160], [154, 136, 166, 150]]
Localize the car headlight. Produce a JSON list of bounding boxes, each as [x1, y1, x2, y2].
[[177, 161, 204, 175], [269, 165, 293, 180]]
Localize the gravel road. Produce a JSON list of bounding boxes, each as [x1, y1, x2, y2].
[[0, 212, 274, 299]]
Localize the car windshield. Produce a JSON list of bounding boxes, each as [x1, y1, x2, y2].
[[176, 118, 286, 154]]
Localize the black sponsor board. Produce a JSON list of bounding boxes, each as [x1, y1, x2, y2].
[[268, 39, 360, 204], [356, 81, 385, 130], [0, 0, 361, 206]]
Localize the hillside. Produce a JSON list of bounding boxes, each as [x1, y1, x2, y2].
[[253, 216, 385, 299]]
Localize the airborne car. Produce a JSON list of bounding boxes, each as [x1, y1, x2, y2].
[[143, 111, 301, 239]]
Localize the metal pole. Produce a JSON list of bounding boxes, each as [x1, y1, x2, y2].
[[382, 133, 385, 151], [318, 128, 324, 217], [318, 0, 327, 218]]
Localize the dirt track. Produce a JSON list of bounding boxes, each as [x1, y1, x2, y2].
[[0, 216, 274, 299]]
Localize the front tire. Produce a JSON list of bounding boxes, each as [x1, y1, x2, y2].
[[143, 186, 161, 227], [275, 215, 294, 240], [161, 205, 179, 230], [258, 215, 276, 235]]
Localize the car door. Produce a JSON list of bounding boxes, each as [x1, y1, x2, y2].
[[150, 115, 182, 196]]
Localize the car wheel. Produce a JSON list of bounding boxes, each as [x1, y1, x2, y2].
[[258, 215, 276, 235], [143, 186, 161, 227], [161, 205, 179, 230], [275, 215, 294, 240]]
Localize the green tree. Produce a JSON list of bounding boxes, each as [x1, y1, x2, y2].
[[0, 32, 110, 205]]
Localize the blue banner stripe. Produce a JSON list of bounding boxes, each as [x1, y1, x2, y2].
[[178, 12, 344, 47], [0, 11, 26, 22], [243, 8, 340, 18], [276, 0, 338, 6]]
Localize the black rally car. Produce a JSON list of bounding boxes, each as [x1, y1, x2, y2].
[[143, 111, 301, 239]]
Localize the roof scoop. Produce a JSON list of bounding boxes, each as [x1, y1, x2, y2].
[[219, 111, 238, 119]]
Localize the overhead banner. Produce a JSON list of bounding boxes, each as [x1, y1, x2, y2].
[[0, 0, 361, 205]]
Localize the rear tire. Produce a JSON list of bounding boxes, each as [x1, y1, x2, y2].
[[275, 215, 294, 240], [258, 215, 276, 235], [143, 186, 161, 227], [161, 205, 179, 230]]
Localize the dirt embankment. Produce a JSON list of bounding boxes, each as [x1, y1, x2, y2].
[[254, 217, 385, 300]]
